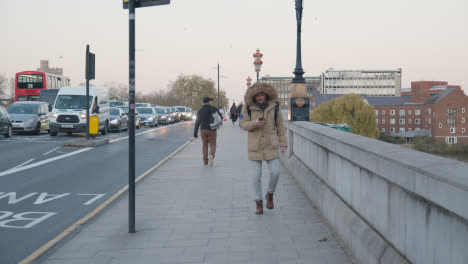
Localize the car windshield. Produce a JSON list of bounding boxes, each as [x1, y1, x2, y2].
[[156, 108, 166, 114], [118, 107, 129, 113], [137, 107, 153, 114], [8, 104, 38, 114], [135, 103, 148, 107], [166, 108, 172, 113], [110, 109, 120, 116], [176, 107, 185, 112], [55, 95, 93, 110], [110, 102, 125, 107]]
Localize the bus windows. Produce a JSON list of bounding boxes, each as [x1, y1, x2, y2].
[[17, 74, 44, 89]]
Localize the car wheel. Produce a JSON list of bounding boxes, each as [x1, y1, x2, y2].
[[50, 131, 57, 136], [101, 122, 108, 135], [35, 123, 41, 135], [5, 125, 12, 138]]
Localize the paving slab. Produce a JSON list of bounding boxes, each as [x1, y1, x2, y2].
[[40, 122, 352, 264]]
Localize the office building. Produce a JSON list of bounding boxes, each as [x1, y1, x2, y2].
[[260, 76, 320, 107], [321, 68, 402, 96]]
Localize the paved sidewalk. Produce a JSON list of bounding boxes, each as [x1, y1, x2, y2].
[[40, 122, 351, 264]]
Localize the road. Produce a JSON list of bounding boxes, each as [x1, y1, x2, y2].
[[0, 121, 194, 264]]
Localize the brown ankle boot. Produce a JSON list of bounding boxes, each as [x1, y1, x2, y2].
[[255, 200, 263, 214], [265, 192, 274, 209]]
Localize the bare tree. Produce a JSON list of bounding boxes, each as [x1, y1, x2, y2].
[[105, 82, 128, 100], [0, 73, 8, 98]]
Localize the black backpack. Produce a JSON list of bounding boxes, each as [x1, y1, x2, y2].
[[246, 101, 280, 130]]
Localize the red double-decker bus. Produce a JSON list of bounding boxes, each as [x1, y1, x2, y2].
[[15, 71, 70, 102]]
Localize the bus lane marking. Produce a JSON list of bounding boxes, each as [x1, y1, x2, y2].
[[43, 146, 61, 156], [0, 147, 93, 177], [10, 159, 35, 170]]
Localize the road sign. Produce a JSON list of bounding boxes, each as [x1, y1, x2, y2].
[[123, 0, 170, 9]]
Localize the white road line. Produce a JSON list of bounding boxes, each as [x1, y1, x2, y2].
[[43, 146, 61, 156], [0, 122, 189, 177], [0, 148, 92, 177], [109, 123, 184, 143], [1, 140, 65, 143], [10, 159, 36, 170]]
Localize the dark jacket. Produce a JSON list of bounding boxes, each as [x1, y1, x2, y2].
[[237, 104, 243, 116], [194, 104, 222, 137]]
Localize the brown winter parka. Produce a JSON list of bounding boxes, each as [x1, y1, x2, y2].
[[240, 83, 287, 161]]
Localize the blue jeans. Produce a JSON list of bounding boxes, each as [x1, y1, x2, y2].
[[249, 159, 280, 201]]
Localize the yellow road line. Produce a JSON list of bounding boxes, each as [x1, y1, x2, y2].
[[19, 139, 193, 264]]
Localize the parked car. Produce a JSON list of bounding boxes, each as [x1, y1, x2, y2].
[[136, 107, 158, 127], [110, 100, 128, 107], [8, 101, 50, 135], [135, 103, 152, 108], [192, 111, 197, 121], [155, 107, 170, 125], [0, 105, 12, 138], [109, 108, 129, 132], [118, 106, 140, 129], [165, 107, 174, 124], [175, 106, 188, 121], [171, 107, 180, 122], [186, 107, 193, 120]]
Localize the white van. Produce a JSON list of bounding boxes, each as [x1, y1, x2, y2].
[[49, 86, 110, 136]]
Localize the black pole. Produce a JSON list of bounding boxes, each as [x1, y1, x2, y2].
[[85, 45, 90, 140], [292, 0, 305, 84], [217, 63, 220, 108], [128, 0, 136, 233], [256, 72, 259, 82]]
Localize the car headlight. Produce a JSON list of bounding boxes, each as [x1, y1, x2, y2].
[[111, 119, 118, 124], [25, 118, 35, 125], [148, 117, 153, 121], [53, 113, 58, 118], [80, 114, 87, 119], [161, 116, 166, 119]]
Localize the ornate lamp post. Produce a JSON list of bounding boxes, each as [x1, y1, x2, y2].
[[246, 76, 252, 88], [290, 0, 309, 121], [253, 49, 263, 82]]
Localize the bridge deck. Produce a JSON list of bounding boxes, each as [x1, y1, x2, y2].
[[40, 122, 351, 264]]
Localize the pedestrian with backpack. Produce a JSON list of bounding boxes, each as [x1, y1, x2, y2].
[[194, 97, 223, 167], [240, 83, 287, 214]]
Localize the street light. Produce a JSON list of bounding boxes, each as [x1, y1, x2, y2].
[[290, 0, 309, 121], [253, 49, 263, 82], [292, 0, 305, 83], [246, 76, 252, 88]]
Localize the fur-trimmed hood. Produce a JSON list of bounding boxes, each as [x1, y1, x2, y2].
[[244, 83, 279, 107]]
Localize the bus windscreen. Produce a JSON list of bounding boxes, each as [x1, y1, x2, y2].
[[17, 74, 44, 89]]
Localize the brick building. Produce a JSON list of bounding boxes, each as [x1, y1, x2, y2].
[[311, 85, 468, 144], [401, 81, 462, 96]]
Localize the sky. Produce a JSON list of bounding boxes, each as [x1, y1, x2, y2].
[[1, 0, 468, 104]]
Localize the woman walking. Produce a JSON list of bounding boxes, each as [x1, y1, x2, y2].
[[240, 83, 287, 214]]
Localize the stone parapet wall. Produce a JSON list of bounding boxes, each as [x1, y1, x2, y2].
[[281, 121, 468, 264]]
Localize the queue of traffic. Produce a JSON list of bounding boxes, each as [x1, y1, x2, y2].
[[0, 86, 196, 138]]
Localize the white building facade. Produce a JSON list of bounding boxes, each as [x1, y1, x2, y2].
[[321, 69, 402, 96]]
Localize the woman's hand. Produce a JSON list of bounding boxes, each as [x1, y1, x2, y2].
[[256, 119, 265, 127], [280, 146, 287, 153]]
